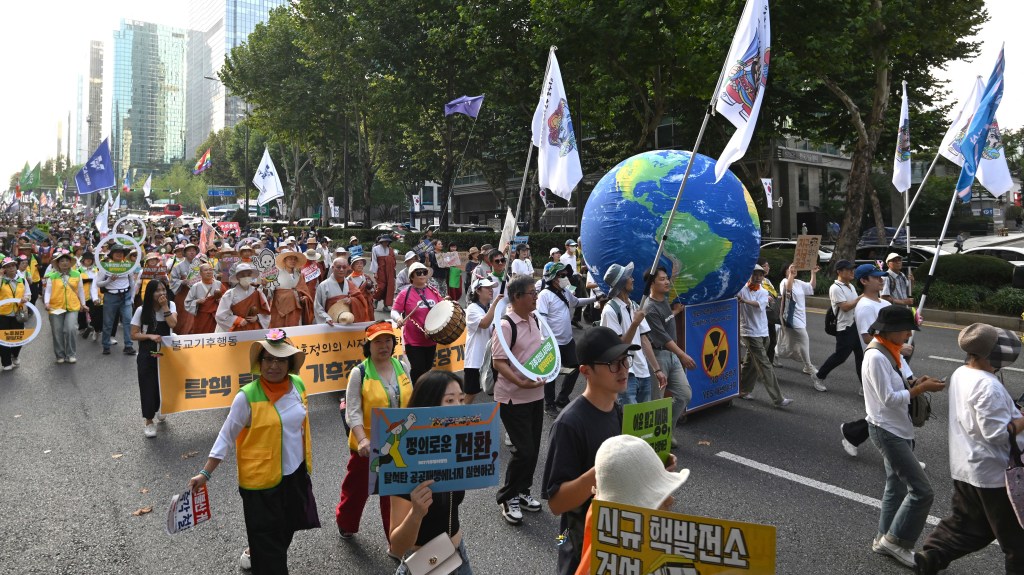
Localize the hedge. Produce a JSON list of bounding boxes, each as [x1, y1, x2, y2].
[[916, 254, 1013, 291]]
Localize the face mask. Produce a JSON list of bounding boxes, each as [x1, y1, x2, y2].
[[238, 277, 253, 289], [558, 277, 571, 290]]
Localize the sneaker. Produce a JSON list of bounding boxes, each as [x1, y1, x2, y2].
[[775, 398, 794, 408], [518, 493, 542, 512], [386, 548, 401, 561], [124, 347, 136, 355], [239, 548, 252, 570], [143, 423, 157, 438], [802, 365, 818, 375], [877, 537, 915, 568], [738, 392, 754, 400], [2, 365, 12, 371], [13, 357, 19, 366], [56, 358, 65, 364], [90, 332, 97, 341], [110, 338, 118, 345], [500, 498, 523, 524], [919, 461, 926, 470], [337, 526, 354, 540], [102, 348, 111, 355], [544, 404, 560, 417], [871, 536, 886, 555], [842, 438, 859, 457], [67, 357, 77, 364], [811, 375, 827, 392], [156, 411, 166, 422]]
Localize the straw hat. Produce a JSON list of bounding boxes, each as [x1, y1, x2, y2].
[[275, 250, 308, 270], [327, 300, 355, 325], [304, 249, 323, 262], [594, 435, 689, 509], [248, 329, 306, 375]]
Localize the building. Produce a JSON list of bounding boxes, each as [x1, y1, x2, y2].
[[87, 41, 104, 160], [111, 20, 188, 179], [76, 74, 84, 164], [185, 0, 288, 158]]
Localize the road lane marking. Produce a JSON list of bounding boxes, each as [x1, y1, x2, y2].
[[715, 451, 941, 526], [928, 355, 1024, 373]]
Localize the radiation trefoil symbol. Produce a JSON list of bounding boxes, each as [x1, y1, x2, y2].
[[702, 327, 729, 378]]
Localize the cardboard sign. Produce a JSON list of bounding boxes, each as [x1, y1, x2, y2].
[[166, 484, 212, 535], [26, 227, 48, 242], [141, 266, 168, 281], [369, 403, 501, 496], [251, 248, 279, 288], [622, 398, 673, 463], [348, 245, 364, 259], [412, 238, 434, 256], [437, 251, 461, 269], [684, 299, 740, 412], [302, 262, 321, 283], [793, 235, 822, 271], [589, 500, 777, 575]]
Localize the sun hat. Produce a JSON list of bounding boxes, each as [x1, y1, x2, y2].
[[53, 249, 74, 262], [578, 326, 640, 365], [275, 250, 308, 270], [543, 262, 567, 282], [334, 246, 349, 255], [408, 262, 429, 276], [868, 305, 920, 334], [404, 250, 418, 262], [751, 264, 765, 273], [603, 262, 635, 298], [234, 263, 257, 276], [885, 252, 903, 263], [471, 277, 497, 292], [350, 255, 367, 266], [304, 249, 323, 262], [349, 235, 359, 243], [594, 435, 689, 509], [958, 323, 1021, 369], [854, 263, 886, 282], [1, 257, 17, 268], [249, 329, 306, 375], [366, 321, 398, 342], [378, 235, 393, 243]]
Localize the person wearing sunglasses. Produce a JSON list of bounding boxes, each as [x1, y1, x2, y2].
[[392, 262, 444, 383]]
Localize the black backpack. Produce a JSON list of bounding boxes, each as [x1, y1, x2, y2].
[[502, 313, 540, 347], [824, 304, 838, 336]]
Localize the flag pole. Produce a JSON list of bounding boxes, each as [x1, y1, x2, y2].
[[439, 110, 483, 229], [513, 46, 557, 229], [888, 148, 942, 249], [916, 185, 961, 319]]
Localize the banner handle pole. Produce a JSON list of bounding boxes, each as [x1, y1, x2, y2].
[[917, 186, 961, 318], [440, 112, 482, 228]]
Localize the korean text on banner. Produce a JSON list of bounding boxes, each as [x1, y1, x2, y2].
[[369, 403, 501, 496], [589, 500, 777, 575], [157, 324, 466, 414], [166, 483, 212, 535], [683, 299, 739, 411], [622, 398, 673, 463], [792, 235, 821, 271]]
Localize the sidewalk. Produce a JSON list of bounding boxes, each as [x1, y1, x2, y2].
[[806, 295, 1023, 331]]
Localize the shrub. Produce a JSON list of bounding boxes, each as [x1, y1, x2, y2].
[[916, 254, 1012, 291], [911, 282, 987, 312], [982, 287, 1024, 316]]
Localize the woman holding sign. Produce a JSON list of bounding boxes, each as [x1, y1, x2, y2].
[[187, 329, 319, 573], [336, 321, 412, 543], [0, 256, 30, 370], [389, 370, 472, 574]]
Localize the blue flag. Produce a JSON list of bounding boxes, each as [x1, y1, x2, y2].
[[956, 47, 1005, 203], [75, 138, 116, 195], [444, 95, 485, 118]]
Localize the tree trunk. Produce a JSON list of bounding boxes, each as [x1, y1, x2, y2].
[[867, 184, 887, 246]]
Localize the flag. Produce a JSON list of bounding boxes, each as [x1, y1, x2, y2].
[[75, 138, 116, 195], [199, 198, 211, 220], [17, 162, 29, 196], [954, 47, 1005, 202], [497, 208, 519, 253], [253, 147, 285, 207], [199, 219, 216, 254], [122, 171, 131, 193], [892, 81, 912, 193], [445, 95, 485, 118], [760, 178, 773, 206], [939, 73, 1013, 198], [713, 0, 771, 183], [21, 162, 41, 191], [113, 191, 121, 212], [193, 148, 212, 175], [143, 173, 152, 198], [531, 49, 583, 201], [95, 190, 113, 234]]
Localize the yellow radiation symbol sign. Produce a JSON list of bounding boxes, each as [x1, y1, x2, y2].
[[702, 327, 729, 377]]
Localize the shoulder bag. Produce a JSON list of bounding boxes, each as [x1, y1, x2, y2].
[[866, 341, 931, 427], [403, 493, 463, 575], [1006, 425, 1024, 528]]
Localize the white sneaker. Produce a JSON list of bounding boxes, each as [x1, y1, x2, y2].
[[13, 357, 20, 366], [90, 332, 97, 341], [500, 498, 523, 524], [842, 438, 859, 457], [156, 411, 166, 422], [55, 358, 65, 364], [239, 549, 252, 570], [67, 357, 77, 364], [110, 338, 118, 345], [802, 365, 818, 375], [877, 537, 915, 568], [871, 536, 886, 555], [775, 398, 794, 408], [811, 375, 827, 392], [518, 493, 542, 512], [2, 365, 12, 371], [143, 423, 157, 438]]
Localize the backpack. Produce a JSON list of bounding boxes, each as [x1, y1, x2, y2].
[[866, 341, 931, 427], [824, 304, 838, 336], [501, 313, 541, 348]]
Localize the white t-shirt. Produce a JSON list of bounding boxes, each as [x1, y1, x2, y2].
[[130, 301, 178, 334], [559, 252, 578, 274], [862, 348, 913, 440], [464, 301, 493, 370], [854, 297, 889, 350], [778, 278, 813, 329], [947, 365, 1024, 488], [510, 258, 534, 278], [738, 285, 769, 337], [828, 281, 858, 331], [599, 298, 651, 377]]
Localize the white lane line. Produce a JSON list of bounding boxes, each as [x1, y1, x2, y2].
[[715, 451, 941, 526], [928, 355, 1024, 373]]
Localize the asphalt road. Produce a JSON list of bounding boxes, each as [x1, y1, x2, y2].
[[1, 308, 1019, 575]]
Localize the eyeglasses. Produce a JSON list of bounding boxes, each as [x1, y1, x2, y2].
[[493, 258, 506, 264], [592, 355, 633, 373], [260, 356, 289, 365], [521, 290, 538, 297], [412, 270, 429, 276]]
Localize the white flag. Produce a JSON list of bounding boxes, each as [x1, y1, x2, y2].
[[531, 48, 583, 201], [760, 178, 773, 206], [713, 0, 771, 183], [253, 147, 285, 206], [143, 173, 152, 198], [497, 208, 519, 253], [892, 81, 912, 193], [96, 190, 113, 234], [939, 76, 1013, 197]]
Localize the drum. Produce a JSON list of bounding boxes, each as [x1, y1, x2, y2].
[[423, 300, 466, 345]]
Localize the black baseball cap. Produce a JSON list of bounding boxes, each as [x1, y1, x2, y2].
[[834, 259, 856, 271], [578, 326, 640, 365]]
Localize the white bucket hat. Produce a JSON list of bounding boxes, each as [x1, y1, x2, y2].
[[594, 435, 689, 509]]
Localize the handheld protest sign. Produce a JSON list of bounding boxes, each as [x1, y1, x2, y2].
[[165, 483, 212, 535], [94, 234, 143, 275], [112, 215, 148, 246], [622, 398, 673, 463], [492, 297, 561, 383], [0, 300, 42, 347], [252, 248, 279, 289]]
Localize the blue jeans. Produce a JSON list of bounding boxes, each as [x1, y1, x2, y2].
[[49, 311, 78, 359], [618, 374, 652, 405], [868, 423, 934, 549], [396, 539, 472, 575], [102, 291, 133, 350]]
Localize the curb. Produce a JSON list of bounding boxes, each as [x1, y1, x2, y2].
[[805, 295, 1022, 331]]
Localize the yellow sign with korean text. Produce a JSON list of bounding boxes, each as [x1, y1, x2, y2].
[[157, 323, 466, 414], [589, 500, 776, 575]]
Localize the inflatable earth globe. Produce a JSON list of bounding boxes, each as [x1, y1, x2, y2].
[[581, 149, 760, 305]]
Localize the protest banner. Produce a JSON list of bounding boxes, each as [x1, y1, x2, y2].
[[348, 245, 364, 259], [622, 398, 673, 463], [158, 323, 466, 414], [684, 299, 739, 412], [0, 300, 42, 347], [26, 227, 48, 242], [369, 403, 501, 496], [793, 235, 822, 271], [94, 234, 142, 275], [140, 266, 168, 282], [437, 251, 461, 268], [412, 238, 434, 256], [166, 483, 212, 535], [302, 262, 321, 283], [217, 221, 241, 235], [589, 500, 777, 575], [491, 299, 561, 383]]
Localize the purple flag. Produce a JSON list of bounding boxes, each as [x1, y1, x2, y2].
[[445, 95, 485, 118]]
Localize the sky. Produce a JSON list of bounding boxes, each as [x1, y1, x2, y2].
[[0, 0, 1019, 183]]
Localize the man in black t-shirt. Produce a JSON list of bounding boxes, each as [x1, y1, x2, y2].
[[541, 327, 639, 575]]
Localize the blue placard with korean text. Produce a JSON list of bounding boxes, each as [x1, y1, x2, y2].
[[369, 403, 501, 496], [683, 298, 739, 411]]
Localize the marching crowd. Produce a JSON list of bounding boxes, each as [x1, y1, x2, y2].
[[3, 211, 1022, 575]]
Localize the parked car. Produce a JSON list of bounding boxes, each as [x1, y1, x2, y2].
[[962, 246, 1024, 267], [549, 224, 579, 234], [455, 224, 496, 233], [858, 226, 907, 246], [759, 241, 833, 264], [854, 244, 950, 270]]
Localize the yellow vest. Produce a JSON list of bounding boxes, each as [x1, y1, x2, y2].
[[28, 257, 40, 283], [46, 271, 82, 312], [347, 358, 413, 451], [235, 375, 313, 490], [0, 277, 27, 315]]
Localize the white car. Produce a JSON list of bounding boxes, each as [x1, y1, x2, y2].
[[759, 241, 833, 264], [963, 246, 1024, 267]]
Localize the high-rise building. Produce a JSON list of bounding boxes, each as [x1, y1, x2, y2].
[[185, 0, 287, 158], [76, 74, 84, 164], [87, 41, 104, 159], [111, 20, 188, 179]]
